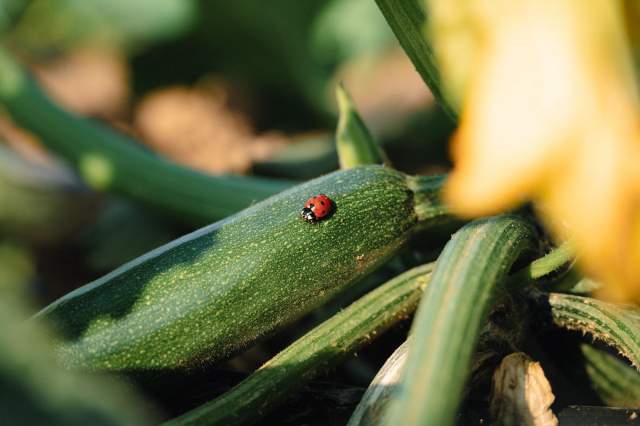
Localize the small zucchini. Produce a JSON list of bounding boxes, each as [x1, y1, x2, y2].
[[39, 165, 447, 372]]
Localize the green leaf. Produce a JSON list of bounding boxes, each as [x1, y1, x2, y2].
[[0, 48, 292, 224], [10, 0, 196, 53], [581, 343, 640, 408], [374, 0, 456, 120], [163, 263, 435, 426], [311, 0, 394, 64], [546, 292, 640, 369], [336, 84, 388, 169], [382, 215, 538, 426]]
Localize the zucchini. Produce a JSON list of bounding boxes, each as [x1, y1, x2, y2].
[[39, 165, 447, 372]]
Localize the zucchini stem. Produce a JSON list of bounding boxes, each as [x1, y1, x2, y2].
[[407, 173, 449, 226]]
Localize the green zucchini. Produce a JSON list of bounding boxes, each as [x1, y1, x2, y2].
[[38, 165, 447, 372]]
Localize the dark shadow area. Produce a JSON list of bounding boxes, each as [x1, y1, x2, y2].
[[42, 220, 224, 342]]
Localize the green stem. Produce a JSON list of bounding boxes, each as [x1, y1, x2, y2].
[[382, 215, 538, 426], [348, 341, 409, 426], [407, 173, 450, 228], [508, 241, 575, 285], [374, 0, 456, 120], [164, 263, 435, 426], [545, 292, 640, 369], [0, 47, 292, 224]]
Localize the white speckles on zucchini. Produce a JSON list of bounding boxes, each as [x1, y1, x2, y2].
[[38, 166, 445, 372]]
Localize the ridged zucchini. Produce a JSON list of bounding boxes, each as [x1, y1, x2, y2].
[[38, 165, 446, 372]]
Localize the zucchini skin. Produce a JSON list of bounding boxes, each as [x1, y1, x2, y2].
[[39, 166, 417, 371]]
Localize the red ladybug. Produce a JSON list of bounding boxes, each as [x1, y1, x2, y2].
[[300, 194, 334, 223]]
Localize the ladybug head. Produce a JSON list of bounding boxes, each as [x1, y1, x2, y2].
[[300, 207, 317, 223]]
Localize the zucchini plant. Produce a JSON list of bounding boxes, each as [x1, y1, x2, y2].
[[381, 215, 539, 426], [2, 1, 640, 425]]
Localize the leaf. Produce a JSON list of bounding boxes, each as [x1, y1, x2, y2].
[[336, 83, 388, 169], [374, 0, 456, 120]]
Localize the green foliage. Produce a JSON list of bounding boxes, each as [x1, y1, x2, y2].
[[382, 215, 538, 426], [8, 0, 196, 53], [253, 134, 339, 180], [0, 1, 639, 424], [336, 84, 388, 169], [581, 343, 640, 408], [546, 292, 640, 369], [165, 263, 434, 426], [375, 0, 456, 119], [0, 280, 157, 425], [0, 48, 291, 223], [0, 146, 97, 244], [311, 0, 394, 65]]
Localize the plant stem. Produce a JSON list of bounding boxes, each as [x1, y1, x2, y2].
[[545, 292, 640, 369], [347, 341, 409, 426], [0, 47, 292, 224], [407, 173, 451, 228], [382, 215, 538, 426], [581, 343, 640, 408], [508, 241, 575, 285]]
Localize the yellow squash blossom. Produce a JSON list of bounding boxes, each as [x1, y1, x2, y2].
[[426, 0, 640, 302]]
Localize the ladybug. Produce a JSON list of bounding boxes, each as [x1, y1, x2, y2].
[[300, 194, 334, 223]]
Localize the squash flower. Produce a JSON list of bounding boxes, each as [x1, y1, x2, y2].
[[427, 0, 640, 302]]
